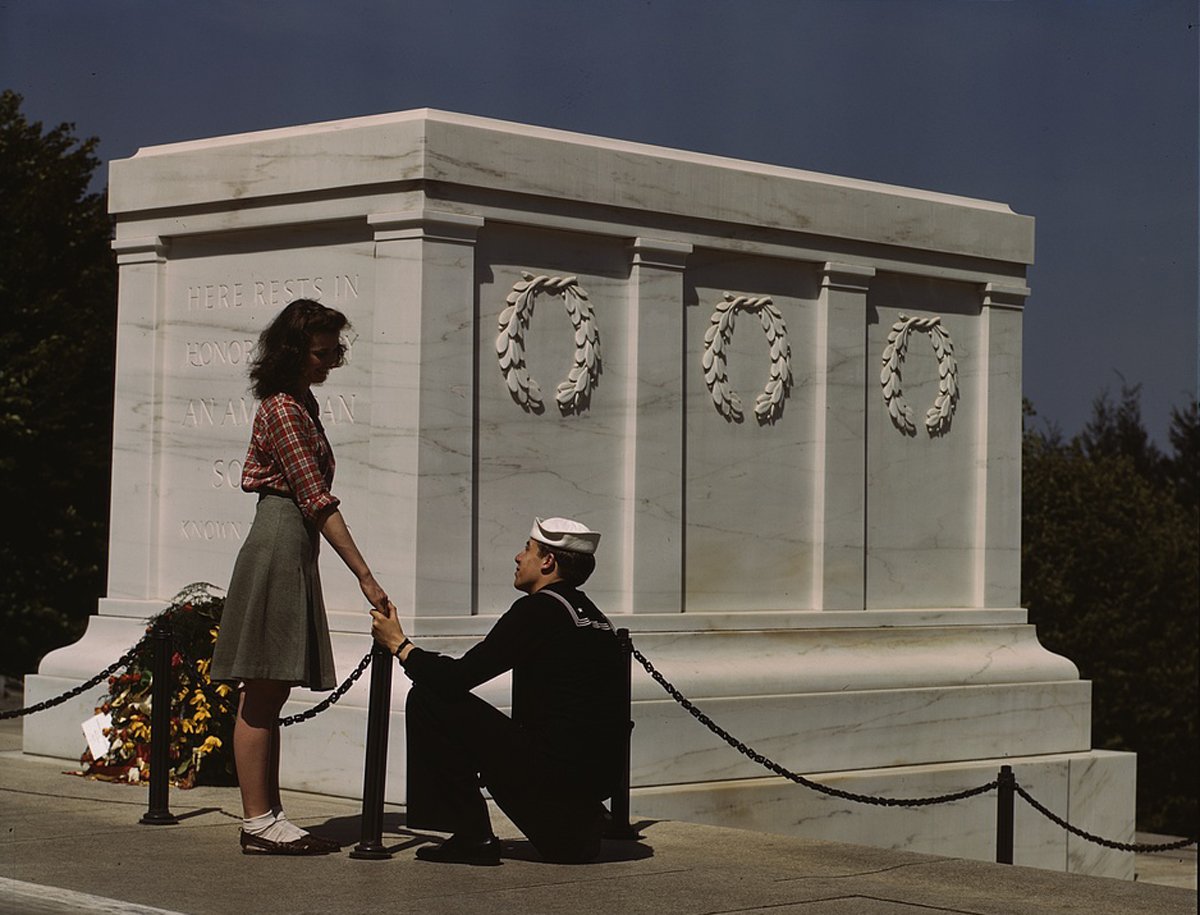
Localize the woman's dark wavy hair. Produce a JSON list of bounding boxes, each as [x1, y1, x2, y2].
[[249, 299, 350, 399]]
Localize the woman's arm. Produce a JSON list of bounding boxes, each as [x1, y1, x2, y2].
[[319, 507, 388, 611]]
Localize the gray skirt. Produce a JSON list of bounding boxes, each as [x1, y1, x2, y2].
[[211, 494, 337, 690]]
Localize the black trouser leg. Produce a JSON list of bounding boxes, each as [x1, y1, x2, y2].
[[405, 685, 495, 840], [405, 685, 604, 862], [485, 763, 605, 864]]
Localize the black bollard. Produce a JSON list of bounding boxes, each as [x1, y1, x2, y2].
[[350, 643, 394, 859], [605, 628, 639, 840], [995, 764, 1015, 864], [140, 620, 179, 825]]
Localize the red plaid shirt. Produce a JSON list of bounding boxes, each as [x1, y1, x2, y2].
[[240, 392, 339, 522]]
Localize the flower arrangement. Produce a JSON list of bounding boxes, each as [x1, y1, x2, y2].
[[78, 583, 238, 788]]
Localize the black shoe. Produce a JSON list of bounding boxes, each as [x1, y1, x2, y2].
[[415, 835, 502, 866]]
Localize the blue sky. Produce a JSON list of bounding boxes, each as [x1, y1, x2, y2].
[[2, 0, 1195, 444]]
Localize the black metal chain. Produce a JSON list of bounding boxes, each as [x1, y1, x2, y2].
[[1, 641, 373, 730], [278, 651, 373, 726], [1014, 783, 1197, 853], [0, 639, 149, 720], [632, 644, 1198, 849], [631, 645, 997, 807]]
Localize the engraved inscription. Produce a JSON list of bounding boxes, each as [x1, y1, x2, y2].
[[212, 459, 244, 489], [183, 394, 358, 429], [251, 278, 324, 307], [333, 274, 360, 301], [180, 520, 243, 541], [320, 393, 357, 425], [182, 397, 255, 428], [186, 283, 247, 311], [183, 333, 356, 370], [185, 274, 360, 311], [186, 339, 256, 367]]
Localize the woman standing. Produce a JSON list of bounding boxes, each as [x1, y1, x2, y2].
[[212, 298, 389, 855]]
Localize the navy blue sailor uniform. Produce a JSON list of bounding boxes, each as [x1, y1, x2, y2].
[[401, 581, 624, 863]]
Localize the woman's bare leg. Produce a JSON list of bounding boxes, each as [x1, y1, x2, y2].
[[268, 722, 283, 813], [234, 680, 291, 818]]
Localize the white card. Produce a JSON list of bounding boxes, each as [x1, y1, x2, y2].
[[81, 712, 113, 761]]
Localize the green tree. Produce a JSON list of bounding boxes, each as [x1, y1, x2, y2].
[[1023, 390, 1199, 835], [1078, 380, 1164, 480], [0, 90, 116, 675], [1164, 401, 1199, 509]]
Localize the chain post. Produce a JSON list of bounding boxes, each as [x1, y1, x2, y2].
[[140, 619, 178, 825], [605, 628, 639, 840], [350, 643, 394, 859], [996, 764, 1015, 864]]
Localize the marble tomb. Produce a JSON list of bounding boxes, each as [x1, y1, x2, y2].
[[25, 109, 1135, 877]]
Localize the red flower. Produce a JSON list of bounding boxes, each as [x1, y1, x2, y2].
[[171, 652, 183, 668]]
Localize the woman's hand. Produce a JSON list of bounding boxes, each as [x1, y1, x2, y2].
[[370, 600, 407, 656], [358, 572, 389, 612]]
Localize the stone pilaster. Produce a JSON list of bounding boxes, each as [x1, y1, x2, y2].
[[813, 262, 874, 610], [624, 238, 692, 612], [106, 236, 168, 603], [368, 210, 484, 616], [974, 282, 1028, 607]]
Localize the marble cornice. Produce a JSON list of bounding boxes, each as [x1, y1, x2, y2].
[[629, 237, 693, 270], [111, 235, 167, 265], [982, 281, 1032, 310], [821, 261, 876, 293], [110, 109, 1034, 265], [368, 208, 484, 243]]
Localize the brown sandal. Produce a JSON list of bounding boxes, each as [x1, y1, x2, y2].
[[239, 829, 339, 856]]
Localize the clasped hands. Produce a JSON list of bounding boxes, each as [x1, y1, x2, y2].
[[370, 598, 408, 658]]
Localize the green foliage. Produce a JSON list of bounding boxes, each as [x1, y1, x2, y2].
[[0, 90, 117, 675], [1023, 388, 1199, 835]]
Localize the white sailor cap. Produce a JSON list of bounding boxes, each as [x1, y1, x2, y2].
[[530, 516, 601, 554]]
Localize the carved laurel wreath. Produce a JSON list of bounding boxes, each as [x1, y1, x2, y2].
[[496, 272, 601, 415], [880, 313, 958, 436], [702, 293, 792, 424]]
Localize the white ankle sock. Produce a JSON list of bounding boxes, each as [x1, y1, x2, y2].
[[243, 810, 307, 843], [268, 812, 307, 842]]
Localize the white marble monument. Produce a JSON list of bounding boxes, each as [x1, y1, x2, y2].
[[26, 109, 1135, 877]]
